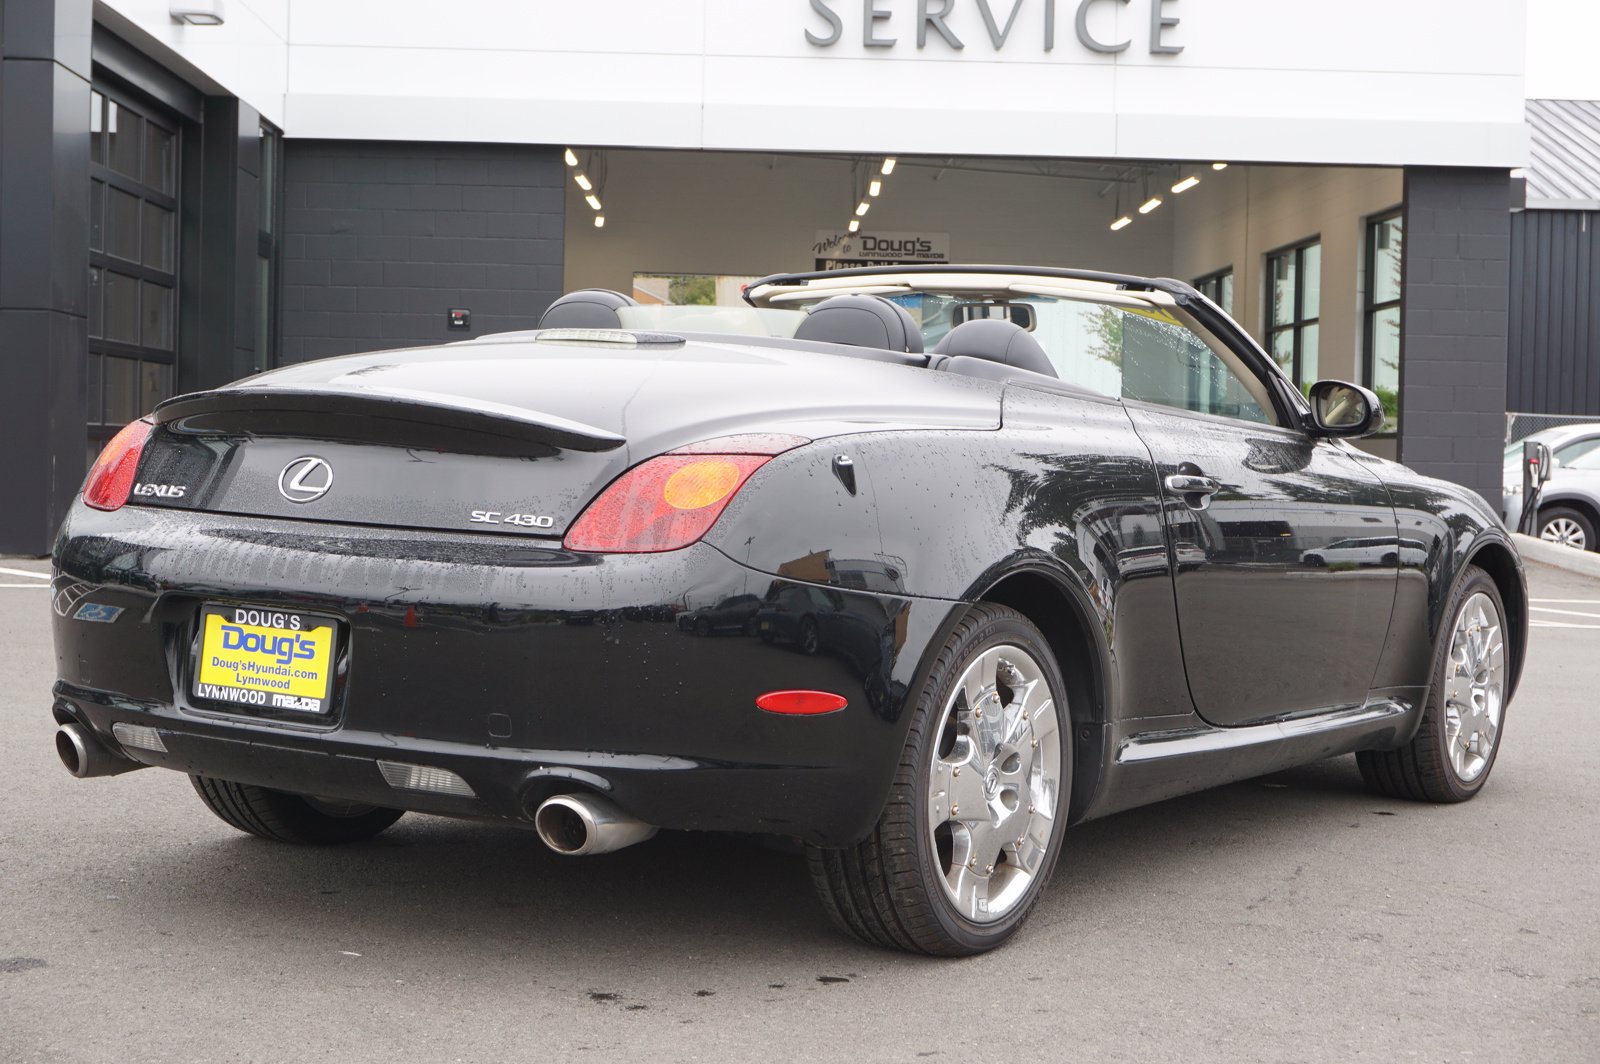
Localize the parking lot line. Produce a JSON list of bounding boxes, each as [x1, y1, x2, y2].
[[0, 583, 48, 589], [1531, 620, 1600, 629], [1529, 605, 1600, 620], [1529, 598, 1600, 604], [0, 567, 49, 580]]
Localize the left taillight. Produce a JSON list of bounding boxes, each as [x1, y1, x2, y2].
[[83, 418, 156, 512], [563, 434, 808, 554]]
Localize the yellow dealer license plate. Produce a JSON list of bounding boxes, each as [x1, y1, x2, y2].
[[193, 605, 337, 715]]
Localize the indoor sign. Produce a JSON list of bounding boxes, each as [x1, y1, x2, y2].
[[805, 0, 1184, 55], [812, 230, 950, 270]]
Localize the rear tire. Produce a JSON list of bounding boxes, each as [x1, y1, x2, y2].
[[1356, 566, 1509, 803], [807, 604, 1071, 955], [190, 775, 404, 844]]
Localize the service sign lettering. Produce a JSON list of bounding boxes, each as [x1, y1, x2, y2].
[[805, 0, 1184, 56]]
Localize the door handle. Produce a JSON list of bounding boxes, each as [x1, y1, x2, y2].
[[1165, 474, 1221, 495]]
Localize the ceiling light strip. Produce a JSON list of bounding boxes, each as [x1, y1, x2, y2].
[[567, 147, 607, 226], [845, 156, 897, 237]]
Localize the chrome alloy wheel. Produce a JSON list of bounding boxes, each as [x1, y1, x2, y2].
[[1442, 591, 1506, 783], [1541, 516, 1587, 550], [927, 645, 1062, 923]]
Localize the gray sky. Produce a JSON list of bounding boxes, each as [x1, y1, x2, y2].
[[1527, 0, 1600, 98]]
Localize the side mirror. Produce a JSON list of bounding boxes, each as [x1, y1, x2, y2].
[[1307, 380, 1385, 439]]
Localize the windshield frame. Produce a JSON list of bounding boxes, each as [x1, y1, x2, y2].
[[746, 264, 1307, 429]]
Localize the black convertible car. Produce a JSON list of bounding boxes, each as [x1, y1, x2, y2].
[[51, 265, 1525, 955]]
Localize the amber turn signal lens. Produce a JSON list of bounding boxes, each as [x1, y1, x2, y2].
[[663, 460, 743, 510]]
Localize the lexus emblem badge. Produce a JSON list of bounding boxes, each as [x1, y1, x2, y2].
[[278, 456, 334, 504]]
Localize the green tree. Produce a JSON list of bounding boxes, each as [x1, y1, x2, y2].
[[1086, 304, 1123, 367], [668, 275, 717, 306]]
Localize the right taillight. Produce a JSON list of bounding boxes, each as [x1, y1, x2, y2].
[[563, 433, 808, 554], [83, 418, 155, 512], [563, 454, 773, 553]]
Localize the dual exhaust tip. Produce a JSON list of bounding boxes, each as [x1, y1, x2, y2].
[[57, 721, 655, 857], [533, 792, 657, 856]]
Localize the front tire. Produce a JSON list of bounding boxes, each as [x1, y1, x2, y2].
[[1357, 566, 1509, 803], [191, 776, 404, 844], [808, 604, 1071, 955], [797, 616, 821, 656]]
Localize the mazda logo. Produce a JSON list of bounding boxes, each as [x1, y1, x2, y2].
[[278, 456, 334, 504]]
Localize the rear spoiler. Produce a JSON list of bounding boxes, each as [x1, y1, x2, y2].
[[153, 386, 627, 453]]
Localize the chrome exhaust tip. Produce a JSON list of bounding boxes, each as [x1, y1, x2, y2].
[[534, 793, 657, 856], [55, 722, 146, 779]]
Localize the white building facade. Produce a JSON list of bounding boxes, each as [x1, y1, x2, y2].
[[0, 0, 1536, 551]]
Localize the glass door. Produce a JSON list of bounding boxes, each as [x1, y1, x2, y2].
[[87, 83, 181, 459]]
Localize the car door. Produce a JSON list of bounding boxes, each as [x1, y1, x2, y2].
[[1103, 305, 1398, 725]]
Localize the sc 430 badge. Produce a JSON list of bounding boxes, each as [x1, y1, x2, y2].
[[469, 511, 555, 529]]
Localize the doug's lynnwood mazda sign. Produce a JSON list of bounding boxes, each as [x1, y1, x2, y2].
[[813, 230, 949, 270], [805, 0, 1184, 55]]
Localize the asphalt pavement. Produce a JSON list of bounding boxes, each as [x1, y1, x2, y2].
[[3, 555, 1597, 1063]]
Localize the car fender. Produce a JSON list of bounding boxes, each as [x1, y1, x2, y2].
[[715, 399, 1188, 723], [1369, 470, 1528, 709]]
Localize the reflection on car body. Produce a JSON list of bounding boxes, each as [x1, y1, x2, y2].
[[677, 593, 761, 636], [1302, 537, 1429, 568]]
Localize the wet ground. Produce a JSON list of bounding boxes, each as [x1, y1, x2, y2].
[[2, 556, 1596, 1063]]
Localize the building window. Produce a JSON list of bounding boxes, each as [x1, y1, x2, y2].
[[1194, 269, 1233, 316], [87, 85, 181, 456], [256, 123, 283, 370], [1364, 212, 1403, 431], [1266, 240, 1321, 390]]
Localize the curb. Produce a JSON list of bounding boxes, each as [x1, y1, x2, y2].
[[1511, 532, 1600, 579]]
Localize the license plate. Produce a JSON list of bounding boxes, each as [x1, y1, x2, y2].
[[192, 605, 337, 715]]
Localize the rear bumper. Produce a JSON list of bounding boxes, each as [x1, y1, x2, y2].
[[51, 503, 953, 846]]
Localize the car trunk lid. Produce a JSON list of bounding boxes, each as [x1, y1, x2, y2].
[[124, 333, 1000, 537]]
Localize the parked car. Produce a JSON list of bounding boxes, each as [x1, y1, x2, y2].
[[1520, 445, 1600, 551], [1503, 423, 1600, 547], [51, 265, 1526, 956], [676, 593, 761, 636], [1301, 537, 1428, 568], [755, 582, 842, 654]]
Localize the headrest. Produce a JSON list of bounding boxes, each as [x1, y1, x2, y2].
[[538, 289, 638, 330], [933, 319, 1056, 378], [794, 295, 924, 354]]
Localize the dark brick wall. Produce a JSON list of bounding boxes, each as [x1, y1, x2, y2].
[[1399, 168, 1513, 506], [0, 0, 93, 554], [281, 141, 565, 363]]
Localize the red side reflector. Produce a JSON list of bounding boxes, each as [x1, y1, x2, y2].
[[83, 418, 156, 512], [756, 690, 848, 716]]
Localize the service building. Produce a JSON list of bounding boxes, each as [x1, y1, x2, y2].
[[0, 1, 1539, 552]]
